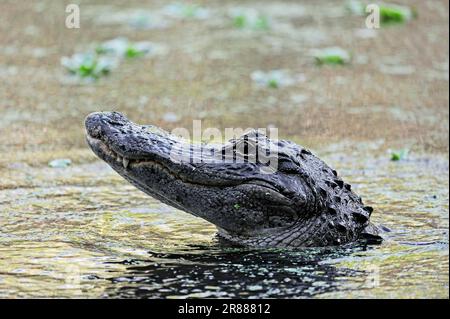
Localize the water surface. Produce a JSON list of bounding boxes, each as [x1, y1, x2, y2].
[[1, 145, 448, 298]]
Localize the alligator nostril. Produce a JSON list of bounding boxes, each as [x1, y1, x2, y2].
[[85, 112, 105, 138]]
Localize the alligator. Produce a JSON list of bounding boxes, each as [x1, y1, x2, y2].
[[85, 111, 382, 248]]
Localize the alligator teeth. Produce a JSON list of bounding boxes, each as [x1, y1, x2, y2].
[[123, 158, 129, 169]]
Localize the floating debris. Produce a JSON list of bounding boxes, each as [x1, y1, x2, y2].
[[390, 149, 409, 161], [61, 53, 117, 79], [229, 8, 270, 30], [162, 3, 210, 20], [312, 47, 351, 65], [251, 70, 304, 88], [48, 158, 72, 168]]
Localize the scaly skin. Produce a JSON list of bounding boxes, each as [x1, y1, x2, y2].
[[85, 112, 382, 248]]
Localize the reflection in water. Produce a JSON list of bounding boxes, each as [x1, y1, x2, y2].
[[0, 147, 448, 298], [104, 243, 374, 298]]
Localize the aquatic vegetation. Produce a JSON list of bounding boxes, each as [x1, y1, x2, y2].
[[162, 3, 210, 20], [313, 47, 351, 66], [96, 37, 159, 59], [378, 4, 415, 25], [48, 158, 72, 168], [229, 8, 270, 30], [3, 0, 449, 299], [251, 70, 304, 88], [346, 1, 415, 25], [60, 53, 117, 79], [390, 149, 409, 161], [62, 38, 166, 81]]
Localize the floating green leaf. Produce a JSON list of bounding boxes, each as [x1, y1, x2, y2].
[[390, 149, 409, 161], [267, 79, 279, 89], [233, 15, 247, 28], [313, 47, 351, 66], [379, 4, 415, 25], [125, 46, 145, 59]]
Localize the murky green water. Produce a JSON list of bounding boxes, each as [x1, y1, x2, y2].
[[0, 144, 448, 298]]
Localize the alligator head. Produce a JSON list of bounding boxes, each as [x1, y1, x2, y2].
[[85, 111, 381, 248]]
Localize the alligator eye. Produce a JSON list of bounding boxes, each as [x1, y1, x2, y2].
[[300, 149, 312, 155]]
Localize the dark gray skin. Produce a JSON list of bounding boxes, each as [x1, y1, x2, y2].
[[85, 111, 382, 248]]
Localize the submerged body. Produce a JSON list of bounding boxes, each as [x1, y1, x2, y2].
[[85, 112, 381, 248]]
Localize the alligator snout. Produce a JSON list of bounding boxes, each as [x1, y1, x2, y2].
[[85, 111, 127, 139]]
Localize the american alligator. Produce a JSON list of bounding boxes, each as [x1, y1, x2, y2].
[[85, 111, 382, 248]]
